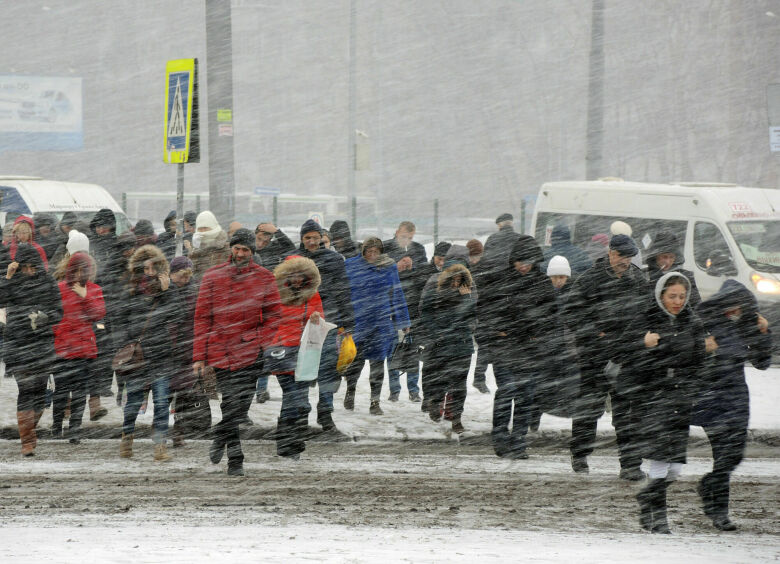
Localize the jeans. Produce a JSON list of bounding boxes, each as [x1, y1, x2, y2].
[[316, 331, 341, 416], [276, 373, 311, 422], [123, 374, 170, 443], [491, 355, 536, 456], [388, 369, 420, 397]]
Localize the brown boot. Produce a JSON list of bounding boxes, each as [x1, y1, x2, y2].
[[89, 396, 108, 421], [120, 433, 133, 458], [154, 443, 172, 462], [17, 411, 37, 457]]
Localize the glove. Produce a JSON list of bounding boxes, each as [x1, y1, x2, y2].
[[28, 310, 49, 330]]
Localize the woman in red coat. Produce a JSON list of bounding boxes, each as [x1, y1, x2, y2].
[[51, 252, 106, 442], [269, 256, 324, 459]]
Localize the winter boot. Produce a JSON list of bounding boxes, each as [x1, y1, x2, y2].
[[154, 443, 172, 462], [276, 418, 305, 458], [119, 433, 133, 458], [209, 432, 226, 464], [50, 422, 64, 440], [17, 411, 37, 457], [652, 480, 672, 534], [697, 473, 717, 519], [571, 455, 589, 474], [619, 466, 647, 482], [227, 460, 245, 476], [317, 411, 337, 432], [709, 473, 737, 531], [89, 396, 108, 421], [636, 481, 656, 532], [67, 422, 81, 445], [369, 400, 383, 416], [451, 416, 465, 434]]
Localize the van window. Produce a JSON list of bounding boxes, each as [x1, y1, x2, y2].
[[0, 186, 31, 217], [535, 212, 685, 254], [727, 220, 780, 273], [693, 222, 731, 270]]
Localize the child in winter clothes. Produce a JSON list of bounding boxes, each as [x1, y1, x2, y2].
[[269, 256, 325, 458], [51, 252, 106, 443]]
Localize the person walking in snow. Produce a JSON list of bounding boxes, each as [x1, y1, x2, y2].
[[620, 272, 708, 534], [692, 280, 772, 531], [0, 244, 62, 456], [343, 237, 410, 415]]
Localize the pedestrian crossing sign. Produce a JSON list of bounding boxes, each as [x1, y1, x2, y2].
[[164, 58, 200, 163]]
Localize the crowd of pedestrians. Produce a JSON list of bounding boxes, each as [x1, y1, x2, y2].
[[0, 209, 770, 533]]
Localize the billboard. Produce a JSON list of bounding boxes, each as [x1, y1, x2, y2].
[[0, 75, 83, 151]]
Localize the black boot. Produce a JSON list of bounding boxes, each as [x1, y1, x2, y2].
[[652, 480, 672, 534], [697, 473, 717, 519], [317, 411, 336, 432], [276, 418, 305, 458], [636, 482, 655, 531], [209, 430, 227, 464], [710, 473, 737, 531]]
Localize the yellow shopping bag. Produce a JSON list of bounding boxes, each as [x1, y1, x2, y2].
[[337, 333, 357, 373]]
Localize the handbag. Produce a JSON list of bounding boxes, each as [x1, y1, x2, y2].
[[173, 383, 212, 438], [111, 299, 158, 376]]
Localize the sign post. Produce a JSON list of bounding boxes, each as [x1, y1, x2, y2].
[[164, 58, 199, 256]]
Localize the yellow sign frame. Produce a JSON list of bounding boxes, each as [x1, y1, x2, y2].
[[164, 58, 198, 163]]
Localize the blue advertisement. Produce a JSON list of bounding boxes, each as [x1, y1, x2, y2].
[[0, 75, 83, 152]]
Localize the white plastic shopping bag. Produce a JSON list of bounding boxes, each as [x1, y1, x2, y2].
[[295, 317, 337, 382]]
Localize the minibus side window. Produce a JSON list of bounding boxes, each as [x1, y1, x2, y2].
[[693, 222, 730, 270]]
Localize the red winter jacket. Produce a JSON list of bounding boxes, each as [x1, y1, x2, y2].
[[271, 294, 325, 347], [53, 281, 106, 359], [193, 260, 282, 371]]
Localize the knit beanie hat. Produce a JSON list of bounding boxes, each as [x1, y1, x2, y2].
[[170, 256, 193, 273], [229, 228, 255, 251], [300, 219, 322, 239], [66, 229, 90, 255], [610, 220, 632, 237], [546, 255, 571, 277], [466, 239, 483, 257], [433, 241, 452, 257]]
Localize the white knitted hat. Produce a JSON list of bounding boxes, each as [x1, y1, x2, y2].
[[610, 220, 632, 236], [546, 255, 571, 277], [66, 229, 90, 255]]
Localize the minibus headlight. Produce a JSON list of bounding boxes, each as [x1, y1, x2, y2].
[[750, 273, 780, 294]]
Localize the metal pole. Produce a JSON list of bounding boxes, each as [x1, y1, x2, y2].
[[351, 196, 357, 236], [273, 196, 278, 225], [121, 192, 127, 213], [196, 194, 201, 214], [205, 0, 236, 226], [585, 0, 605, 180], [433, 199, 439, 245], [520, 200, 527, 235], [175, 163, 184, 257], [347, 0, 357, 205]]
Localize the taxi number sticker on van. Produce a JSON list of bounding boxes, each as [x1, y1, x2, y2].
[[729, 202, 752, 213]]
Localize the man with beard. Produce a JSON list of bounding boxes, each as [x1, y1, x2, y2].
[[193, 228, 281, 476]]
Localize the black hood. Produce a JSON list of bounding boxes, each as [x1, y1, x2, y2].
[[550, 225, 571, 246], [329, 220, 353, 241], [508, 235, 544, 265], [14, 243, 44, 270], [645, 231, 682, 266], [697, 279, 758, 321], [89, 208, 116, 234]]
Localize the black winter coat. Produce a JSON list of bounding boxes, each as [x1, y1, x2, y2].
[[382, 238, 428, 268], [287, 244, 355, 332], [255, 230, 295, 271], [564, 257, 650, 364], [692, 280, 772, 429], [621, 300, 705, 463], [0, 260, 63, 373], [114, 286, 183, 385]]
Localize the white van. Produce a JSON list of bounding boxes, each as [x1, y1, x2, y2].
[[0, 175, 131, 232], [531, 178, 780, 348]]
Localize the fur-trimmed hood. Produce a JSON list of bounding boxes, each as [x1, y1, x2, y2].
[[437, 262, 473, 291], [127, 244, 169, 293], [274, 255, 321, 305]]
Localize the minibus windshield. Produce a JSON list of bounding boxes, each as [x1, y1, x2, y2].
[[728, 220, 780, 273]]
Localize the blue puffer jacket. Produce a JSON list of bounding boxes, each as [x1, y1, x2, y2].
[[345, 254, 410, 361], [692, 280, 772, 428]]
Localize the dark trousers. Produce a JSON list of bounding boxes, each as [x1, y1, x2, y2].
[[701, 421, 747, 512], [213, 366, 256, 464], [570, 361, 641, 469], [424, 353, 470, 419], [491, 355, 536, 455], [14, 371, 48, 412], [344, 348, 385, 401], [52, 358, 92, 432]]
